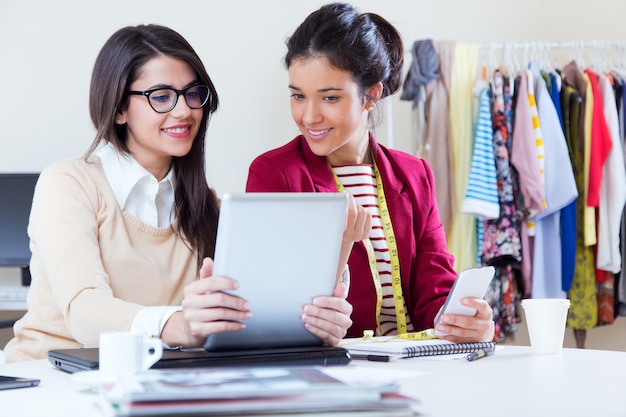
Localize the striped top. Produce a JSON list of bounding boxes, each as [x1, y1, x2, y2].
[[461, 87, 500, 219], [332, 164, 414, 336]]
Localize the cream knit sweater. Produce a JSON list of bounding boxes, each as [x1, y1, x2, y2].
[[4, 157, 198, 362]]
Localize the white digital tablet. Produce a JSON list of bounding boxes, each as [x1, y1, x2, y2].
[[204, 192, 348, 351]]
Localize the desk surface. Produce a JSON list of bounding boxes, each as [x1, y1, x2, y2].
[[1, 345, 625, 417]]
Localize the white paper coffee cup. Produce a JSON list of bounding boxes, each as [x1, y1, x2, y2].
[[521, 298, 570, 355]]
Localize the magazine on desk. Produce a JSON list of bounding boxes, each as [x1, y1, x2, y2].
[[99, 366, 419, 416], [342, 336, 496, 359]]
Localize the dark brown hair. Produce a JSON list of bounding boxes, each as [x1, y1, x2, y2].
[[85, 24, 219, 267], [285, 2, 404, 102]]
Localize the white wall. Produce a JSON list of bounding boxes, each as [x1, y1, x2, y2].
[[1, 0, 624, 196]]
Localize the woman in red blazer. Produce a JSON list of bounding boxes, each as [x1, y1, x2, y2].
[[247, 3, 494, 343]]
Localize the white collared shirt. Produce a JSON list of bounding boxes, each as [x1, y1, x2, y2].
[[96, 143, 175, 228], [96, 143, 182, 345]]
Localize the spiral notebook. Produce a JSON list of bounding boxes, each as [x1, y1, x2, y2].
[[342, 336, 496, 359]]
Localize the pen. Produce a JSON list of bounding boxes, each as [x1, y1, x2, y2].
[[466, 348, 495, 362], [351, 354, 393, 362]]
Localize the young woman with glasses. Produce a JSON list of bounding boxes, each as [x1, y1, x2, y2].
[[246, 3, 495, 343], [4, 24, 352, 361]]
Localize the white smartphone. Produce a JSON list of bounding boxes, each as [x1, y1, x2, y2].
[[0, 375, 40, 390], [434, 266, 495, 337]]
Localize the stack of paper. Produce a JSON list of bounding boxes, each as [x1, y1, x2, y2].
[[99, 367, 419, 416]]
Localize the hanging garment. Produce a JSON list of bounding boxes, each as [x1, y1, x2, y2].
[[562, 61, 588, 149], [548, 71, 565, 132], [559, 85, 582, 293], [596, 73, 626, 274], [447, 43, 479, 272], [582, 72, 598, 247], [597, 271, 615, 325], [583, 70, 613, 305], [482, 70, 522, 342], [510, 71, 544, 296], [595, 74, 626, 325], [529, 62, 578, 299], [510, 71, 545, 217], [483, 264, 519, 342], [549, 70, 578, 293], [461, 87, 500, 219], [525, 69, 548, 214], [401, 39, 440, 109], [420, 41, 456, 233], [562, 62, 597, 248], [561, 80, 598, 330], [400, 39, 440, 159], [583, 69, 613, 209], [508, 75, 533, 297], [615, 71, 626, 309], [482, 70, 522, 264]]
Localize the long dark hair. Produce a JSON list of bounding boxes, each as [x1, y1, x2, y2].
[[85, 24, 219, 268], [285, 2, 403, 107]]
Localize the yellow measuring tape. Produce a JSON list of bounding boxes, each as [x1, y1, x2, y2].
[[341, 329, 437, 346], [331, 160, 435, 341]]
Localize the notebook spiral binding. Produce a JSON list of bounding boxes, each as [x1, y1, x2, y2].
[[403, 341, 496, 357]]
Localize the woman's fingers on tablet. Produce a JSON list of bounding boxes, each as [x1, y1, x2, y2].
[[182, 275, 252, 339], [186, 316, 248, 338], [184, 276, 240, 296], [183, 300, 252, 338], [343, 195, 372, 242], [199, 257, 214, 278], [302, 296, 353, 345], [303, 316, 348, 347], [183, 288, 249, 311]]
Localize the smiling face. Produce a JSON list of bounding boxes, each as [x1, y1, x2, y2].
[[288, 56, 381, 166], [117, 55, 204, 180]]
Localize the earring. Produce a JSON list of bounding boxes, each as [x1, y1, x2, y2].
[[115, 120, 122, 125]]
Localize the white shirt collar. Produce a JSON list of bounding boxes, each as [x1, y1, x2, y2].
[[96, 143, 175, 227]]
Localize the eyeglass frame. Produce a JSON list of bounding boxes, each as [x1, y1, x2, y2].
[[127, 84, 211, 114]]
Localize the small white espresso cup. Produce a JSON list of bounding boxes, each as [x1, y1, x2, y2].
[[521, 298, 571, 355], [99, 332, 163, 378]]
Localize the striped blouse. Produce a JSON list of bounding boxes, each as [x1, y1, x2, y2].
[[332, 164, 415, 336]]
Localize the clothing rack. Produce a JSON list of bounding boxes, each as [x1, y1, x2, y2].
[[478, 40, 624, 49], [477, 40, 626, 75], [393, 39, 626, 149], [398, 37, 626, 345], [403, 40, 626, 56]]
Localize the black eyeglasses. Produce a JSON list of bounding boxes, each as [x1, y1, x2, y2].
[[127, 85, 211, 113]]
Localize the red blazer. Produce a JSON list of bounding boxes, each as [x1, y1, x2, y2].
[[246, 135, 456, 337]]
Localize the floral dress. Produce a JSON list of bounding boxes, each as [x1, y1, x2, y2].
[[482, 69, 523, 341]]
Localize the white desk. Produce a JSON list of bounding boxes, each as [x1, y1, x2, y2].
[[1, 345, 625, 417]]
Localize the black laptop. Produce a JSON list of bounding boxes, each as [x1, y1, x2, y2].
[[48, 345, 351, 374]]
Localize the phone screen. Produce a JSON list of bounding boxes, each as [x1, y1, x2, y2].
[[0, 375, 41, 390]]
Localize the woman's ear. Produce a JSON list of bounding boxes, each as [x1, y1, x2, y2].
[[115, 113, 127, 125], [368, 82, 384, 101], [365, 82, 384, 110]]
